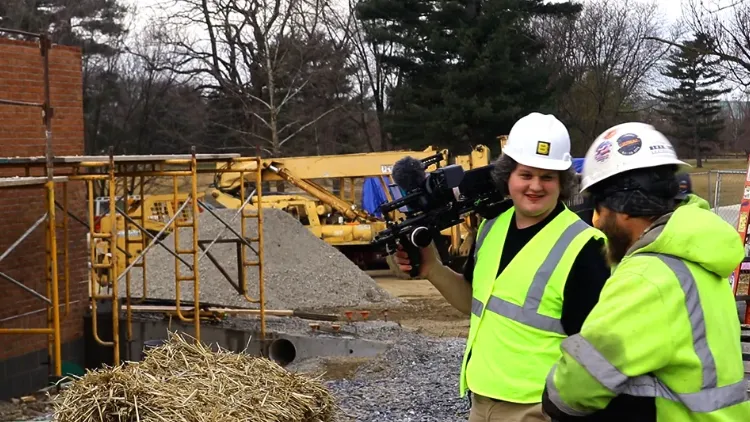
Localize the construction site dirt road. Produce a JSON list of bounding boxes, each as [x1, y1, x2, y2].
[[310, 271, 469, 339]]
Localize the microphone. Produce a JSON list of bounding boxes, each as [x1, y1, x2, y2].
[[392, 156, 426, 191]]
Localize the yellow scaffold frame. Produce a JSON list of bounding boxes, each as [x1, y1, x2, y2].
[[0, 27, 64, 377], [0, 26, 268, 373], [0, 151, 270, 370]]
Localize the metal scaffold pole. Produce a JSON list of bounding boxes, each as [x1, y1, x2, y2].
[[40, 31, 62, 377], [61, 183, 70, 317], [190, 148, 201, 341], [237, 151, 266, 340], [108, 151, 120, 365], [169, 149, 201, 341], [122, 165, 132, 346]]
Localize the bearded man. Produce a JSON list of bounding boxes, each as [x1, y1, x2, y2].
[[541, 122, 750, 422]]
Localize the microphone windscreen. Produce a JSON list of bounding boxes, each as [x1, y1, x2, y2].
[[392, 156, 426, 191]]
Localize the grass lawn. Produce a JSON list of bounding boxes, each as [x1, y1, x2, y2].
[[684, 158, 748, 172]]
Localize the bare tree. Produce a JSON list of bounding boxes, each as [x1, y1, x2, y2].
[[142, 0, 351, 156], [320, 0, 399, 152], [678, 0, 750, 88], [721, 92, 750, 152], [535, 0, 678, 152]]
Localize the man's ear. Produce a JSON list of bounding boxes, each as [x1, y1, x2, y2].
[[617, 212, 632, 224]]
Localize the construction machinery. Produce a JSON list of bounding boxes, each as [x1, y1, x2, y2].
[[209, 146, 492, 274], [90, 192, 206, 284]]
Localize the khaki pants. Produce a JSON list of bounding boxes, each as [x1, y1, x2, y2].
[[468, 394, 549, 422]]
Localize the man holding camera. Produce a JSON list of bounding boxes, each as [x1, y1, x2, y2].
[[542, 122, 750, 421], [394, 113, 646, 421]]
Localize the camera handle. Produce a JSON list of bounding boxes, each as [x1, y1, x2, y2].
[[398, 226, 432, 278]]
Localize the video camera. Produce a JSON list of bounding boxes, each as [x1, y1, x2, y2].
[[371, 152, 508, 277]]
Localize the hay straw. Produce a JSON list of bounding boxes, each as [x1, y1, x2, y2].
[[52, 332, 337, 422]]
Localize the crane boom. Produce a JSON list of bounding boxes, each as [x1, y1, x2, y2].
[[213, 146, 451, 192], [264, 162, 376, 222]]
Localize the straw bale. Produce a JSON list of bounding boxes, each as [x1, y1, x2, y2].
[[52, 332, 336, 422]]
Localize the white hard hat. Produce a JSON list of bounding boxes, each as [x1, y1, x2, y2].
[[503, 112, 572, 171], [580, 122, 690, 193]]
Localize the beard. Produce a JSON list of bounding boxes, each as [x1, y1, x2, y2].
[[598, 213, 632, 266]]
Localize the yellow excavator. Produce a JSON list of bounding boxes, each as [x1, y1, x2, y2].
[[208, 145, 492, 274], [90, 192, 205, 282]]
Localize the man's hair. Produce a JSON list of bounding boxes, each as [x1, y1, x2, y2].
[[490, 153, 576, 201], [587, 165, 679, 218]]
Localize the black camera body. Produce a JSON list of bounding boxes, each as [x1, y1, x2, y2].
[[372, 153, 507, 277]]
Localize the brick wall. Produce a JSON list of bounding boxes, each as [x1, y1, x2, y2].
[[0, 37, 88, 375]]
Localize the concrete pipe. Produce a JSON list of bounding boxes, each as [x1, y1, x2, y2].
[[268, 338, 297, 367]]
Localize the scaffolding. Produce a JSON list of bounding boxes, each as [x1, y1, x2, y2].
[[0, 27, 268, 374], [0, 28, 64, 377], [0, 152, 270, 370]]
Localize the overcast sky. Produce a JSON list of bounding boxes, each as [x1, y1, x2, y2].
[[119, 0, 744, 97], [122, 0, 689, 20], [121, 0, 713, 33]]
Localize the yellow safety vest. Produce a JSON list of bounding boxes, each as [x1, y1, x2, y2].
[[459, 205, 605, 403]]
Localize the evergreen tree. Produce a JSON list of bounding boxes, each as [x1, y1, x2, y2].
[[650, 32, 730, 167], [0, 0, 129, 154], [355, 0, 581, 152], [0, 0, 127, 55]]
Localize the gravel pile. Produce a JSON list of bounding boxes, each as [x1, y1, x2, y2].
[[323, 333, 470, 422], [118, 208, 395, 310]]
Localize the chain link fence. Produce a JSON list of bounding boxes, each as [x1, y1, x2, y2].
[[690, 170, 747, 228]]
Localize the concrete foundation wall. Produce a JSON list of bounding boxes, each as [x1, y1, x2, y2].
[[0, 37, 88, 398], [0, 338, 84, 400], [85, 312, 388, 369]]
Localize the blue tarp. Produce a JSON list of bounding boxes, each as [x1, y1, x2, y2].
[[572, 158, 585, 174], [362, 176, 409, 217], [362, 177, 389, 217]]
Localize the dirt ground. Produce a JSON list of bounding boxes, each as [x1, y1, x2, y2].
[[310, 270, 470, 339], [0, 390, 55, 422]]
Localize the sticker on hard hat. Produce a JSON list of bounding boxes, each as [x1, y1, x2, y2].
[[616, 133, 642, 155], [594, 140, 611, 162], [648, 144, 674, 154], [603, 129, 617, 140], [536, 141, 550, 156]]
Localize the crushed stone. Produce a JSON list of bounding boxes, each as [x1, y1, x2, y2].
[[117, 208, 397, 310], [284, 330, 470, 422]]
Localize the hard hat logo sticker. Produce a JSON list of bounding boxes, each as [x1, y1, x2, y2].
[[648, 144, 673, 155], [616, 133, 642, 156], [536, 141, 550, 156], [594, 140, 611, 162]]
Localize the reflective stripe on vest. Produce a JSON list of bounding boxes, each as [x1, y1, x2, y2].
[[471, 219, 590, 335], [474, 217, 499, 262], [546, 253, 749, 415]]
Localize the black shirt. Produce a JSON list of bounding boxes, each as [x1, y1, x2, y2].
[[464, 201, 656, 422], [463, 201, 609, 336]]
